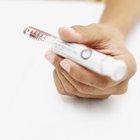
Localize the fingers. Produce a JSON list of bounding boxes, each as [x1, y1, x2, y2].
[[53, 69, 67, 95], [61, 68, 111, 96], [58, 27, 82, 43], [45, 51, 115, 89], [55, 69, 110, 99], [44, 23, 134, 98], [45, 51, 127, 97], [45, 51, 110, 98], [53, 69, 79, 97], [61, 66, 128, 96], [45, 51, 63, 72], [55, 69, 78, 96], [113, 80, 128, 95], [60, 59, 116, 89]]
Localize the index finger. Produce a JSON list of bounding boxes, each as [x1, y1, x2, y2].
[[45, 51, 116, 89]]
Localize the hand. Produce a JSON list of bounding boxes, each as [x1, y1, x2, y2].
[[45, 24, 136, 99]]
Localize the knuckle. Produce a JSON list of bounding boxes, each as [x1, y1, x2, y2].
[[57, 89, 66, 95], [76, 84, 89, 93], [75, 72, 85, 82], [118, 89, 128, 94], [72, 25, 85, 31], [113, 80, 129, 95], [119, 80, 129, 94], [57, 65, 65, 73], [118, 84, 128, 94], [99, 79, 114, 90], [55, 82, 66, 95], [90, 23, 102, 33], [56, 89, 66, 96], [53, 70, 66, 95], [72, 25, 91, 43], [65, 86, 77, 95]]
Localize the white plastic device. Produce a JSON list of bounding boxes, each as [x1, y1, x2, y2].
[[23, 26, 127, 81]]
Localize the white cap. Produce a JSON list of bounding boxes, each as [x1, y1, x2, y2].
[[101, 59, 127, 81]]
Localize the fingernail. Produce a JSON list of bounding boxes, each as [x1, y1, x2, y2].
[[61, 27, 81, 40], [60, 60, 71, 73], [45, 51, 55, 64]]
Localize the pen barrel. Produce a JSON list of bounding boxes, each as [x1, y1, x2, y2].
[[48, 38, 127, 81], [23, 26, 126, 81]]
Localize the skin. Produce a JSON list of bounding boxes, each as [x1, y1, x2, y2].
[[45, 0, 140, 99]]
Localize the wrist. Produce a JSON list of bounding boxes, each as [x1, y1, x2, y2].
[[95, 22, 125, 42], [99, 19, 129, 38]]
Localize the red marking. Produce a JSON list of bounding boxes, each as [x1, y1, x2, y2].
[[30, 26, 52, 36], [30, 30, 41, 39]]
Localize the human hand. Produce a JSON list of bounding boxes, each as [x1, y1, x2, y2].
[[45, 24, 136, 99]]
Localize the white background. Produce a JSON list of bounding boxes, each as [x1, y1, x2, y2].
[[0, 1, 140, 140]]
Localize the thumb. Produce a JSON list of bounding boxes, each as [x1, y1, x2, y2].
[[58, 24, 108, 44]]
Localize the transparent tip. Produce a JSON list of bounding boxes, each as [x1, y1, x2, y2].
[[23, 26, 55, 42]]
